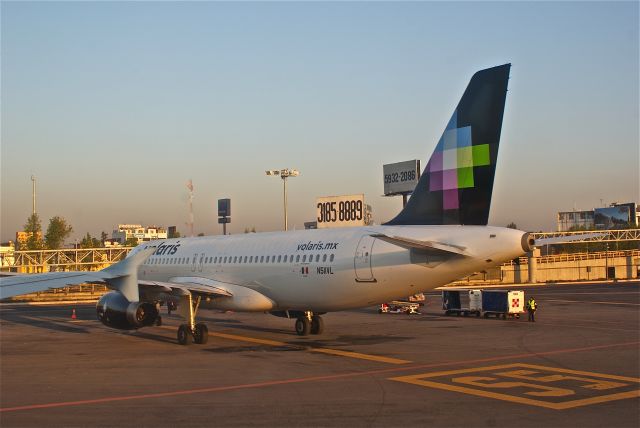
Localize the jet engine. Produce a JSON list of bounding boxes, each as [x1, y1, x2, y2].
[[96, 291, 159, 330]]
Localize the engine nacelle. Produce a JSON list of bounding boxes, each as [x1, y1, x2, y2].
[[96, 291, 159, 330]]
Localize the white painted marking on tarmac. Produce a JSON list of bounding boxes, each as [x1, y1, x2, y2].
[[545, 299, 639, 306]]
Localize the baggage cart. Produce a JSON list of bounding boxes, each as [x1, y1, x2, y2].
[[481, 290, 525, 319], [442, 289, 481, 317]]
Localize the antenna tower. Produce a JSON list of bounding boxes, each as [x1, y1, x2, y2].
[[186, 180, 194, 237]]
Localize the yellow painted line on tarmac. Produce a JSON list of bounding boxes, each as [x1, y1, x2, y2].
[[390, 363, 640, 410], [209, 331, 286, 347], [309, 347, 410, 365], [159, 325, 410, 364], [19, 315, 93, 325]]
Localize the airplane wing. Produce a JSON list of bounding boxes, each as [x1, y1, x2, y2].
[[0, 271, 116, 299], [370, 233, 468, 256], [0, 247, 156, 300]]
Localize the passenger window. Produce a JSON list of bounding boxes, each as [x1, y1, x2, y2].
[[323, 254, 327, 262], [266, 256, 270, 263], [249, 256, 253, 263], [233, 256, 237, 263], [330, 254, 334, 262], [296, 255, 300, 262], [260, 256, 264, 263], [302, 255, 307, 262], [315, 254, 320, 262], [244, 256, 248, 263], [277, 255, 282, 263], [224, 256, 228, 263]]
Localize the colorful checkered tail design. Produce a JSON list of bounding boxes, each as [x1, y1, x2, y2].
[[385, 64, 511, 226]]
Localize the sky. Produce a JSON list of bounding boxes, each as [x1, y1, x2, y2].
[[1, 1, 638, 243]]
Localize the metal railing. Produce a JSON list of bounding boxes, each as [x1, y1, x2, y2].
[[530, 229, 640, 243], [504, 249, 640, 266], [1, 247, 134, 272]]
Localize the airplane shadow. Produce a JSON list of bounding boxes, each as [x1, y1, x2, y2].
[[127, 330, 182, 345], [295, 334, 414, 348], [0, 314, 93, 334], [203, 345, 302, 354]]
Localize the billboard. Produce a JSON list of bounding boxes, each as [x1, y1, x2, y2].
[[383, 160, 421, 195], [594, 206, 630, 229], [316, 194, 366, 228]]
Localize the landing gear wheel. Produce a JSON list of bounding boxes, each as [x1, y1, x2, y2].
[[193, 323, 209, 344], [310, 316, 324, 335], [295, 317, 310, 336], [156, 316, 162, 326], [177, 324, 193, 345]]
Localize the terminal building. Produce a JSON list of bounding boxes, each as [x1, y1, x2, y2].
[[557, 202, 638, 231], [111, 224, 167, 245]]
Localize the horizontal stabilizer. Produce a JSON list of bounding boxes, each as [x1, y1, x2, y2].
[[371, 234, 468, 256]]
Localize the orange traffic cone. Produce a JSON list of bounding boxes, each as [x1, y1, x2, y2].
[[71, 309, 77, 320]]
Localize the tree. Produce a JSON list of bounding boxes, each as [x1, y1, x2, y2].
[[80, 233, 102, 249], [125, 237, 139, 247], [506, 222, 518, 229], [168, 229, 181, 239], [22, 213, 44, 250], [100, 231, 108, 245], [45, 216, 73, 249]]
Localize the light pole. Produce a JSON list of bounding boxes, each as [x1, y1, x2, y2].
[[266, 169, 299, 231]]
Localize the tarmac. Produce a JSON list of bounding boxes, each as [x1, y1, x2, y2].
[[1, 281, 638, 427]]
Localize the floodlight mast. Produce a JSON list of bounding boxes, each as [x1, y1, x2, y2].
[[265, 168, 299, 231]]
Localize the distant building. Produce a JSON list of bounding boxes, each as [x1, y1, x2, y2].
[[103, 239, 122, 248], [167, 226, 179, 238], [557, 202, 638, 231], [111, 224, 167, 245], [557, 210, 595, 231], [0, 241, 15, 268]]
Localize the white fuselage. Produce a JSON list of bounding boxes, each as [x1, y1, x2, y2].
[[136, 225, 526, 313]]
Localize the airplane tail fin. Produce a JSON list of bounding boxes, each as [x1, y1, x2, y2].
[[385, 64, 511, 226]]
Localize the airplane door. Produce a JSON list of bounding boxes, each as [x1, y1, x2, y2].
[[198, 253, 205, 272], [191, 254, 198, 272], [354, 235, 376, 282]]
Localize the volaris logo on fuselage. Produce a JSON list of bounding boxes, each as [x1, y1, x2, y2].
[[154, 242, 181, 256], [296, 241, 339, 251]]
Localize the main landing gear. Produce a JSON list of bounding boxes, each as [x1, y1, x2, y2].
[[295, 311, 324, 336], [176, 293, 209, 345]]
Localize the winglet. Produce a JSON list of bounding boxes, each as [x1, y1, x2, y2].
[[102, 247, 156, 302]]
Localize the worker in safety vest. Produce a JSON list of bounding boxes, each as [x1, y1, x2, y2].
[[526, 297, 537, 322]]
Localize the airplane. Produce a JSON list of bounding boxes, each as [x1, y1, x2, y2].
[[1, 64, 547, 345]]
